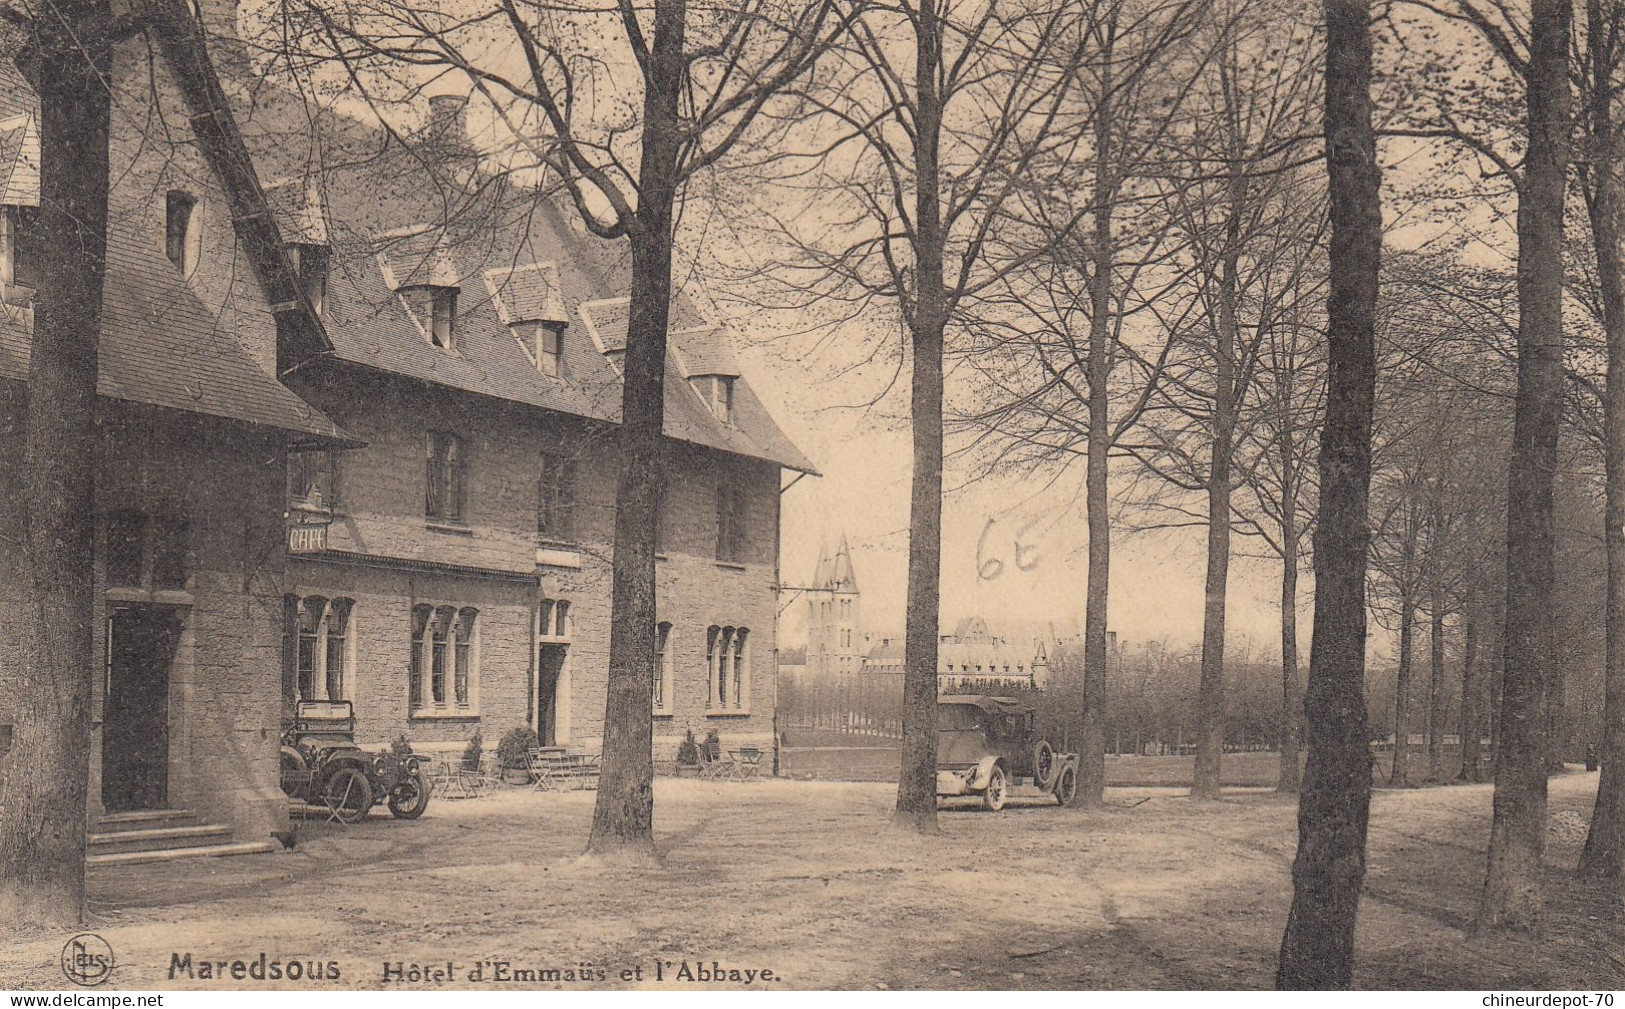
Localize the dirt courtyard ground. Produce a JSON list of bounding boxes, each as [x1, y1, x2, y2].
[[6, 773, 1625, 991]]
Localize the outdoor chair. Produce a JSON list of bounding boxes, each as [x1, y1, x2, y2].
[[697, 738, 733, 781], [429, 759, 474, 800]]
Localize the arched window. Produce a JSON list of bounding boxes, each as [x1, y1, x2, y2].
[[429, 605, 455, 705], [653, 622, 673, 713], [410, 604, 431, 710], [282, 594, 355, 705], [411, 602, 479, 715], [707, 625, 749, 713], [454, 607, 477, 707]]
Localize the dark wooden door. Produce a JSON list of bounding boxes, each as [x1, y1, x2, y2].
[[536, 644, 566, 747], [102, 606, 182, 812]]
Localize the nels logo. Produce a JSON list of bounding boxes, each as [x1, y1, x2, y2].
[[60, 933, 115, 987]]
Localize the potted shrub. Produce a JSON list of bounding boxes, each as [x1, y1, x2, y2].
[[497, 726, 539, 784], [675, 728, 700, 777]]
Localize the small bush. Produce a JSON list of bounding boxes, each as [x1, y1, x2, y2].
[[676, 728, 699, 766], [461, 732, 483, 771], [497, 726, 540, 769]]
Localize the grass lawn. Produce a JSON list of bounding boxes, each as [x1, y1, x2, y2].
[[4, 773, 1622, 990]]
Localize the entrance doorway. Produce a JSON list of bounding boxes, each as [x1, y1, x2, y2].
[[536, 644, 566, 746], [102, 605, 183, 812]]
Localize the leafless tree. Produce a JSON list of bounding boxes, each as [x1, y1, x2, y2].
[[950, 0, 1205, 808], [0, 0, 114, 926], [732, 0, 1095, 830], [1117, 0, 1323, 799], [1275, 0, 1380, 987]]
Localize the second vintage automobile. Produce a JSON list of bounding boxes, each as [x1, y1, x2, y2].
[[935, 695, 1079, 811], [279, 700, 430, 823]]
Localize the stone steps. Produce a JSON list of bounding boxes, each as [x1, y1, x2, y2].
[[87, 840, 278, 868], [86, 808, 276, 867]]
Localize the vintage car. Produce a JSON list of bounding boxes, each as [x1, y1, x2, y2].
[[935, 695, 1078, 810], [279, 700, 430, 823]]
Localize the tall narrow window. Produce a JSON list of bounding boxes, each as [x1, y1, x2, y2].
[[713, 376, 735, 424], [324, 598, 352, 701], [290, 243, 330, 314], [654, 622, 672, 712], [297, 595, 326, 701], [2, 205, 40, 290], [538, 450, 578, 541], [537, 322, 563, 377], [106, 510, 147, 588], [731, 628, 749, 710], [426, 431, 465, 523], [410, 604, 431, 710], [152, 517, 189, 590], [715, 486, 746, 562], [430, 287, 457, 348], [706, 626, 722, 709], [429, 605, 454, 705], [282, 596, 300, 708], [453, 607, 477, 706], [165, 191, 197, 272]]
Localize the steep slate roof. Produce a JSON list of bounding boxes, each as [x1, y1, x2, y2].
[[0, 227, 350, 442], [225, 84, 816, 474], [0, 112, 38, 206], [486, 262, 568, 325]]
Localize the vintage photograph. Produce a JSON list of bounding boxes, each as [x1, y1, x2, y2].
[[0, 0, 1622, 994]]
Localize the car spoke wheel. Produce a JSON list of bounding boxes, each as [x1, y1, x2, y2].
[[388, 771, 431, 819], [1033, 741, 1057, 790], [322, 767, 373, 823], [1053, 766, 1077, 805], [983, 766, 1008, 812]]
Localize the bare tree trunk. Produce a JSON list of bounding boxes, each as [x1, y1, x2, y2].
[[1480, 0, 1571, 931], [587, 0, 685, 860], [1193, 170, 1243, 802], [892, 0, 944, 833], [1078, 60, 1117, 808], [1279, 520, 1303, 794], [1429, 589, 1446, 780], [1548, 645, 1569, 772], [1391, 594, 1414, 786], [1582, 0, 1625, 882], [0, 5, 111, 926], [1461, 597, 1483, 782], [1276, 0, 1379, 987]]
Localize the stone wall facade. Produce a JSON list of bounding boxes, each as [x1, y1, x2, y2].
[[288, 365, 783, 762]]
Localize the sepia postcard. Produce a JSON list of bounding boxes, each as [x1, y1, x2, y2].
[[0, 0, 1623, 997]]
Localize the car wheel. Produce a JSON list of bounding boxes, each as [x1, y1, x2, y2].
[[321, 766, 373, 823], [1033, 741, 1057, 790], [1053, 766, 1077, 806], [982, 765, 1008, 812], [388, 771, 431, 819]]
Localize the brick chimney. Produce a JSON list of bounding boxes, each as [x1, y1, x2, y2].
[[193, 0, 249, 77], [426, 94, 470, 148]]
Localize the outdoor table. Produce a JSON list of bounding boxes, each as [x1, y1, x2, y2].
[[728, 747, 764, 781]]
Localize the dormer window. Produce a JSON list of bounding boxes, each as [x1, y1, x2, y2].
[[692, 375, 736, 425], [165, 191, 198, 273], [400, 284, 459, 350], [288, 243, 329, 314], [524, 321, 564, 377], [430, 287, 456, 348], [1, 205, 39, 292]]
